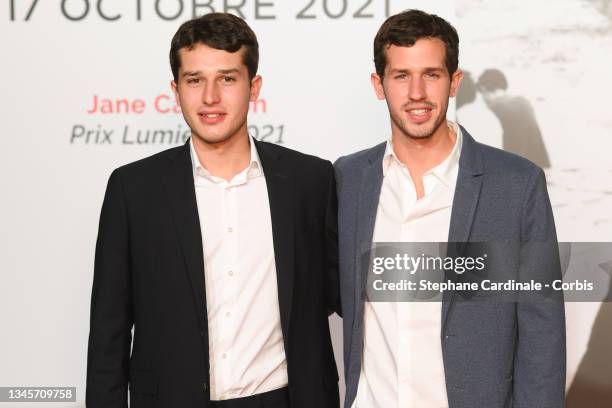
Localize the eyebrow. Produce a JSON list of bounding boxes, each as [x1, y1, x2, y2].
[[182, 70, 201, 77], [218, 68, 240, 75], [182, 68, 241, 77], [389, 67, 445, 74]]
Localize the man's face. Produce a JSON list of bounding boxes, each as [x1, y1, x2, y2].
[[171, 43, 261, 145], [371, 38, 462, 140]]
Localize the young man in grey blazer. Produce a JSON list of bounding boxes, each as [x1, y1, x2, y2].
[[335, 9, 565, 408]]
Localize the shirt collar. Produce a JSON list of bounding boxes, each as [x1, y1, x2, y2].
[[382, 121, 463, 190], [189, 135, 263, 183]]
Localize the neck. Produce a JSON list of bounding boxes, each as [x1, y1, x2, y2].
[[391, 120, 456, 175], [192, 126, 251, 181]]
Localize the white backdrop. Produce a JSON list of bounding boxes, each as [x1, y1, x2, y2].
[[1, 1, 610, 406]]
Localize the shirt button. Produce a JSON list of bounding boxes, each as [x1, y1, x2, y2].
[[228, 270, 234, 277], [222, 353, 227, 359], [225, 311, 231, 317], [228, 227, 233, 233]]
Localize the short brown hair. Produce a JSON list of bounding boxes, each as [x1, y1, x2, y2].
[[374, 9, 459, 80], [170, 13, 259, 81]]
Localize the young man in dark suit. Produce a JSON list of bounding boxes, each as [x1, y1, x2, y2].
[[86, 13, 339, 408]]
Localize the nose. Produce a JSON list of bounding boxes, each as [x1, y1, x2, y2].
[[408, 76, 426, 101], [202, 82, 220, 105]]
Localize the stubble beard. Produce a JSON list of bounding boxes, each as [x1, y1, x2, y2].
[[391, 104, 447, 140]]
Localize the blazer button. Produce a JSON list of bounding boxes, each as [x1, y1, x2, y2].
[[200, 330, 205, 337], [203, 382, 209, 392]]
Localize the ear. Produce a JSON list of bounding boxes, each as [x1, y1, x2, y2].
[[371, 73, 386, 100], [449, 69, 464, 98], [249, 75, 262, 102], [170, 80, 180, 107]]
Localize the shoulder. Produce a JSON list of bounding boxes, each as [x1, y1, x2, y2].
[[476, 142, 543, 183], [459, 127, 549, 206], [461, 126, 542, 180], [110, 144, 185, 182], [256, 140, 333, 176], [334, 142, 386, 173]]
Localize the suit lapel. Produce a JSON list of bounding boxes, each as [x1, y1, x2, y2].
[[442, 128, 484, 329], [255, 140, 295, 345], [352, 144, 385, 339], [162, 141, 206, 323]]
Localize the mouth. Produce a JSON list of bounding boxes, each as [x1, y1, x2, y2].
[[198, 112, 226, 125], [405, 106, 433, 124]]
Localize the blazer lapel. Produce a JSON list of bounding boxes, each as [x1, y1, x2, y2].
[[162, 142, 206, 323], [443, 128, 484, 329], [255, 141, 295, 345], [353, 144, 385, 337]]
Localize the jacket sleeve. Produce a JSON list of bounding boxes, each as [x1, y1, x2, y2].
[[513, 167, 566, 408], [86, 169, 133, 408]]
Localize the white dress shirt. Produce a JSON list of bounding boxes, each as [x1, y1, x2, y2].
[[190, 136, 288, 400], [353, 122, 463, 408]]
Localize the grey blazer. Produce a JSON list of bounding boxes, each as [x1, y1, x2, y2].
[[335, 127, 566, 408]]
